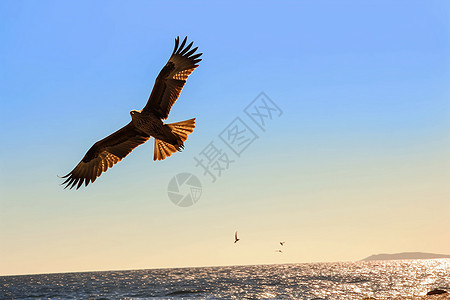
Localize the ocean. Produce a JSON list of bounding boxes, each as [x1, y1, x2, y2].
[[1, 259, 449, 299]]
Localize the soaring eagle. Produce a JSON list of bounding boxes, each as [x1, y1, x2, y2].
[[61, 37, 202, 189]]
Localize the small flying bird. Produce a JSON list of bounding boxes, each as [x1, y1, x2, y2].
[[275, 250, 283, 253], [280, 241, 285, 246], [234, 231, 240, 243], [60, 37, 202, 189]]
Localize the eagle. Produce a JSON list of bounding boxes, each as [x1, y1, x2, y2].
[[61, 36, 202, 189]]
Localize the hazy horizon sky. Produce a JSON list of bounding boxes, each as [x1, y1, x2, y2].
[[1, 0, 449, 276]]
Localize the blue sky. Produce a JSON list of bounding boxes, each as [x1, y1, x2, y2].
[[1, 0, 449, 275]]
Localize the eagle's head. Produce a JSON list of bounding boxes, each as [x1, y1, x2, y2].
[[130, 110, 141, 119]]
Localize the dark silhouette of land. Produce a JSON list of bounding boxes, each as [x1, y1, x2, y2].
[[362, 252, 450, 261]]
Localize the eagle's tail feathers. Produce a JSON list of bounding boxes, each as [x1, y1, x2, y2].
[[167, 118, 196, 143], [153, 118, 196, 161], [153, 139, 178, 161]]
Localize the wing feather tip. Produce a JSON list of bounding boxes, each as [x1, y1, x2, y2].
[[64, 177, 75, 189], [179, 41, 194, 55], [185, 46, 198, 57], [76, 179, 84, 190], [172, 36, 180, 55], [70, 178, 79, 189], [61, 175, 73, 185], [176, 37, 188, 54]]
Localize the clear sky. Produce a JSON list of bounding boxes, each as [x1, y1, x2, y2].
[[0, 0, 449, 276]]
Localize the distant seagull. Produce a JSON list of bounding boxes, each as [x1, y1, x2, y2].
[[234, 231, 240, 243], [60, 37, 202, 189], [275, 250, 283, 253], [280, 241, 285, 246]]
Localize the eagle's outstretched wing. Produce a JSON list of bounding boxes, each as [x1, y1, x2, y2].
[[142, 36, 202, 119], [61, 123, 150, 189]]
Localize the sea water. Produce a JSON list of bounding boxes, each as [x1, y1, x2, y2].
[[1, 259, 449, 299]]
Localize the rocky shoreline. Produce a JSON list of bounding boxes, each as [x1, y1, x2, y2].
[[363, 290, 449, 299]]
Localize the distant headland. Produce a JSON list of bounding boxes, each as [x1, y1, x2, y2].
[[361, 252, 450, 261]]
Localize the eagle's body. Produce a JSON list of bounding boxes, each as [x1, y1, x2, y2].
[[130, 110, 190, 150], [130, 111, 172, 143], [61, 37, 202, 189]]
